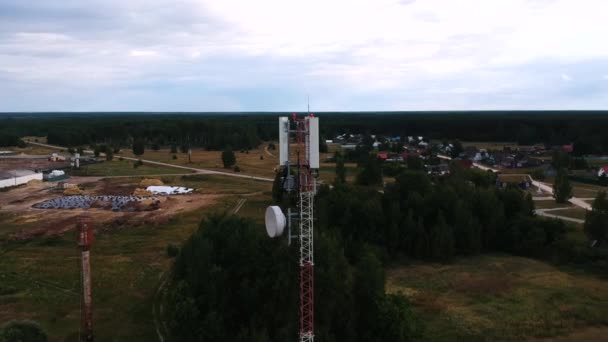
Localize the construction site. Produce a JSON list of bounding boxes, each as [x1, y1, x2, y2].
[[0, 140, 278, 341]]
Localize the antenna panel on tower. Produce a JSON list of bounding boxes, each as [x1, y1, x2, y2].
[[279, 117, 289, 166], [308, 117, 319, 169]]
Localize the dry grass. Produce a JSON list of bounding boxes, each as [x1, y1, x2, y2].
[[387, 255, 608, 341], [62, 186, 83, 195], [117, 144, 339, 180], [132, 188, 153, 197], [139, 178, 164, 187]]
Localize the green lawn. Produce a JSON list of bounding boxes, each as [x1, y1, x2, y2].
[[0, 191, 238, 341], [550, 208, 589, 221], [387, 255, 608, 341], [70, 160, 192, 177], [533, 200, 572, 210]]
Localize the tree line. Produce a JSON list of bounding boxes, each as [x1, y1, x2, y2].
[[2, 112, 608, 152]]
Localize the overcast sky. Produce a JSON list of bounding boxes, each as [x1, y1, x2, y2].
[[1, 0, 607, 111]]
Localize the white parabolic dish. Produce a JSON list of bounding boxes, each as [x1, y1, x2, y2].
[[265, 206, 286, 238]]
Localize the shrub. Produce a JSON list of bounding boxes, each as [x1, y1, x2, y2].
[[233, 165, 241, 172], [172, 154, 178, 160], [0, 320, 48, 342], [166, 243, 179, 257]]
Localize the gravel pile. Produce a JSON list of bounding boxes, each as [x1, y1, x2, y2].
[[33, 195, 158, 211]]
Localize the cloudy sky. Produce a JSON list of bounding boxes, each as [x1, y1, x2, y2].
[[1, 0, 607, 111]]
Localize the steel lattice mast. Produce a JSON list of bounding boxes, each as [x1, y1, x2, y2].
[[267, 113, 319, 342], [295, 116, 315, 342]]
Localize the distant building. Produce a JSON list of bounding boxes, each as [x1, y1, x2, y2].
[[496, 174, 532, 189], [0, 169, 43, 189]]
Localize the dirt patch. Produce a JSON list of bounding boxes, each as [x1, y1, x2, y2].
[[140, 178, 163, 187], [411, 291, 450, 313], [4, 193, 220, 240], [452, 273, 514, 297]]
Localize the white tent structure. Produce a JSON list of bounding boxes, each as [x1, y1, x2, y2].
[[146, 186, 193, 195]]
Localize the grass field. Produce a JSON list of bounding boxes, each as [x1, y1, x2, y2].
[[549, 208, 589, 221], [69, 159, 193, 177], [533, 200, 573, 210], [0, 173, 270, 342], [387, 255, 608, 341], [116, 146, 278, 178], [115, 145, 337, 180]]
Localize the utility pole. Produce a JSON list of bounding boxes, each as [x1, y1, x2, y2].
[[77, 217, 94, 342]]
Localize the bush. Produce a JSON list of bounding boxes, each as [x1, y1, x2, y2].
[[133, 159, 144, 168], [166, 243, 179, 257], [172, 154, 178, 160], [531, 168, 545, 181], [233, 165, 241, 172], [0, 320, 48, 342]]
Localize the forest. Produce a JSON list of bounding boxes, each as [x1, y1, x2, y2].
[[164, 162, 607, 341], [1, 111, 608, 153]]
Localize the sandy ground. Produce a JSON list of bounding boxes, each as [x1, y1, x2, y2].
[[0, 177, 220, 240]]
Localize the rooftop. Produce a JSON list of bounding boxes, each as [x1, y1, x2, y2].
[[0, 169, 38, 180]]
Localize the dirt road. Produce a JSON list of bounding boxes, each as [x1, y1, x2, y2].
[[26, 141, 273, 182]]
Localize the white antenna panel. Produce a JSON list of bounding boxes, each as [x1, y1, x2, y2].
[[279, 117, 289, 166], [308, 117, 319, 169]]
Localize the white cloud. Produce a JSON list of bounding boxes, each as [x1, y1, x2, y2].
[[129, 50, 158, 57], [1, 0, 608, 110]]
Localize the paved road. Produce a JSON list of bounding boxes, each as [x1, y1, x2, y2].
[[535, 208, 585, 224], [27, 141, 274, 182], [531, 180, 592, 210]]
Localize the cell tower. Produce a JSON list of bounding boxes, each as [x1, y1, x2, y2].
[[265, 113, 320, 342], [77, 217, 94, 342]]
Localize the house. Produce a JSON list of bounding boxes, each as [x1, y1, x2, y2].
[[377, 153, 388, 161], [0, 169, 43, 189], [453, 159, 473, 169], [49, 153, 66, 162], [496, 174, 533, 189], [599, 166, 608, 178]]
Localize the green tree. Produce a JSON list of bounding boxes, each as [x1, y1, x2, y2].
[[132, 139, 145, 156], [450, 140, 463, 158], [406, 155, 424, 170], [584, 191, 608, 245], [553, 168, 572, 203], [551, 150, 571, 170], [356, 153, 382, 186], [105, 148, 113, 161], [335, 152, 346, 184], [354, 250, 385, 341], [0, 320, 48, 342], [375, 294, 420, 341], [221, 148, 236, 168], [93, 145, 101, 158]]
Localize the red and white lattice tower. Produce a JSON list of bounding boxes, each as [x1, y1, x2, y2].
[[265, 113, 319, 342], [294, 114, 317, 342]]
